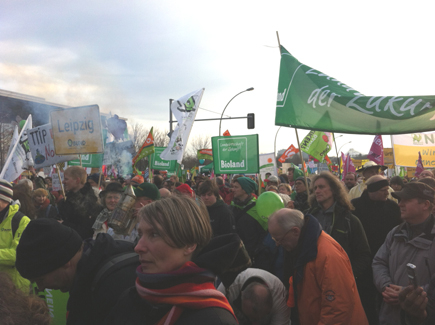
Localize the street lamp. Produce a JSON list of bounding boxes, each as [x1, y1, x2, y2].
[[338, 141, 352, 155], [219, 87, 254, 136]]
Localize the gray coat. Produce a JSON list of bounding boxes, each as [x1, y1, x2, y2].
[[372, 215, 435, 325]]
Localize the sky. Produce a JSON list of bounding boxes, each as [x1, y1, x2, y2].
[[1, 0, 434, 157]]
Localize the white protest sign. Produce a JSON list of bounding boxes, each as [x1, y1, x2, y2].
[[28, 124, 78, 168], [259, 152, 278, 181], [52, 171, 64, 191], [51, 105, 103, 155]]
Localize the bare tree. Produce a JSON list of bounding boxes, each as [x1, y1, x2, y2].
[[187, 134, 211, 156]]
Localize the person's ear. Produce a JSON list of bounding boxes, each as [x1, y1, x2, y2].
[[184, 244, 197, 255], [292, 227, 301, 237]]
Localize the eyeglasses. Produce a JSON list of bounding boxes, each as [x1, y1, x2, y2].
[[272, 228, 293, 245]]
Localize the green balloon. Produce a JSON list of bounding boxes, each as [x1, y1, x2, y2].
[[256, 191, 285, 220]]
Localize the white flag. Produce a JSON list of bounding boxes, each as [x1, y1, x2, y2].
[[259, 153, 278, 181], [160, 88, 204, 163], [0, 115, 34, 181]]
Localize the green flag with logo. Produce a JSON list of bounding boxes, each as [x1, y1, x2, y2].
[[275, 45, 435, 134], [197, 149, 213, 161], [212, 135, 259, 174], [300, 131, 333, 162], [150, 147, 178, 171]]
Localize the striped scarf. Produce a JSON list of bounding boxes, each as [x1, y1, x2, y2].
[[135, 261, 237, 325]]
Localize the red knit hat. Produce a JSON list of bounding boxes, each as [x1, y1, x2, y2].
[[176, 184, 194, 197]]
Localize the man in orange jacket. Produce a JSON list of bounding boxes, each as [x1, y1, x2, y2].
[[268, 208, 368, 325]]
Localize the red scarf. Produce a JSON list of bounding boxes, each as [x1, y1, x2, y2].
[[135, 261, 237, 325]]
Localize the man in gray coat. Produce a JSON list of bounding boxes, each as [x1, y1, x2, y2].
[[373, 182, 435, 325]]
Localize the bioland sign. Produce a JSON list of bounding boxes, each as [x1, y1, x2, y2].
[[212, 135, 259, 174], [150, 147, 178, 171]]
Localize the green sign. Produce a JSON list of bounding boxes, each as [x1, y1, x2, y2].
[[33, 284, 69, 325], [300, 131, 332, 162], [150, 147, 178, 171], [275, 45, 435, 135], [212, 135, 259, 174], [68, 153, 103, 168]]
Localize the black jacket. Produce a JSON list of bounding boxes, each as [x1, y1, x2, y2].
[[59, 183, 103, 239], [207, 199, 236, 238], [351, 190, 402, 258], [306, 202, 371, 278], [67, 234, 139, 325]]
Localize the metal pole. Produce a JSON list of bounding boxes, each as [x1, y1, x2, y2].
[[333, 133, 341, 179], [169, 99, 174, 133], [274, 126, 282, 164], [219, 88, 254, 136]]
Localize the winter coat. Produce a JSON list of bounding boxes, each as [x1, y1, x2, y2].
[[35, 198, 59, 220], [217, 268, 290, 325], [373, 215, 435, 325], [293, 191, 309, 212], [231, 197, 267, 260], [306, 202, 372, 278], [207, 199, 235, 237], [59, 183, 103, 240], [0, 204, 31, 292], [290, 215, 368, 324], [66, 234, 139, 325]]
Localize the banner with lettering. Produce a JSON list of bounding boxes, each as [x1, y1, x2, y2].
[[211, 135, 259, 174], [150, 147, 178, 171], [275, 45, 435, 134], [368, 135, 384, 165], [300, 131, 333, 162], [28, 124, 78, 168], [392, 132, 435, 167], [278, 144, 299, 163]]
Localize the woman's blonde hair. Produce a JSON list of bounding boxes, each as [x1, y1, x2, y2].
[[33, 188, 48, 197], [64, 166, 87, 184], [139, 196, 212, 254]]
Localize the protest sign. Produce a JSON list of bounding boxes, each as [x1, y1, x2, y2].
[[259, 153, 277, 181], [68, 154, 103, 168], [150, 147, 178, 171], [392, 132, 435, 167], [300, 131, 333, 162], [28, 124, 78, 168], [33, 285, 68, 325], [52, 171, 64, 191], [211, 135, 259, 174], [51, 105, 103, 155], [275, 45, 435, 134]]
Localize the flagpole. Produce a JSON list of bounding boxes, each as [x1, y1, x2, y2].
[[332, 132, 342, 179], [277, 31, 310, 198], [56, 164, 66, 201]]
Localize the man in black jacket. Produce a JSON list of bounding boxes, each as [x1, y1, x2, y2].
[[351, 175, 402, 324], [306, 172, 371, 280], [16, 218, 139, 325], [59, 166, 103, 239]]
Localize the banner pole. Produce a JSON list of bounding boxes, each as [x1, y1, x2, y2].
[[79, 155, 82, 167], [295, 128, 310, 198], [56, 164, 66, 200], [332, 133, 342, 179], [98, 167, 102, 189]]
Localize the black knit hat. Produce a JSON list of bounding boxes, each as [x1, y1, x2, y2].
[[16, 219, 83, 279]]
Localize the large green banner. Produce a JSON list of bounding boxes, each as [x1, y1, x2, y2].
[[275, 45, 435, 134], [150, 147, 178, 171], [212, 135, 259, 174], [67, 153, 103, 168]]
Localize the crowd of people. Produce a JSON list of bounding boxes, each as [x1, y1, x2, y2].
[[1, 161, 435, 324]]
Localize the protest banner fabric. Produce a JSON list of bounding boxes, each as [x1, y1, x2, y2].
[[259, 153, 278, 181], [368, 135, 384, 165], [275, 45, 435, 134], [415, 152, 425, 177], [161, 89, 204, 163], [278, 144, 299, 163], [133, 127, 155, 168], [51, 105, 103, 155], [28, 124, 78, 168], [0, 115, 33, 181], [223, 130, 231, 136], [150, 147, 178, 171], [211, 135, 259, 174], [300, 130, 332, 162], [392, 132, 435, 167], [197, 149, 213, 161]]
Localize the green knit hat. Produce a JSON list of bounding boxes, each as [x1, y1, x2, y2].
[[236, 177, 258, 194], [133, 183, 160, 200]]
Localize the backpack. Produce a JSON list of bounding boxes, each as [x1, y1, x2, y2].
[[11, 211, 25, 238]]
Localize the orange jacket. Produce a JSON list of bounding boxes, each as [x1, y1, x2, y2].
[[288, 231, 368, 325]]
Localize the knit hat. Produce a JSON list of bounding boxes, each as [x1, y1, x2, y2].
[[265, 175, 279, 183], [295, 176, 311, 187], [0, 179, 13, 204], [175, 184, 194, 197], [236, 177, 258, 194], [133, 182, 160, 200], [99, 182, 123, 198], [87, 173, 100, 184], [16, 219, 83, 279]]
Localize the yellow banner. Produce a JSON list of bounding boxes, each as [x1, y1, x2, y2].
[[51, 105, 103, 155], [392, 133, 435, 167]]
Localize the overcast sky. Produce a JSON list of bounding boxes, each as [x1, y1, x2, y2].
[[1, 0, 434, 157]]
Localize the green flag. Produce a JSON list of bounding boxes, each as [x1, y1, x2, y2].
[[275, 45, 435, 134], [300, 131, 333, 162], [197, 149, 213, 161]]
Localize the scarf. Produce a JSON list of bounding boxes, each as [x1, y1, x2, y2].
[[135, 261, 237, 325], [35, 198, 50, 210]]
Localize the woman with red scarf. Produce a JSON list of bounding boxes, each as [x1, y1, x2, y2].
[[105, 195, 239, 325], [33, 188, 59, 220]]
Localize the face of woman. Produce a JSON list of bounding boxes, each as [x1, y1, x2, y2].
[[135, 219, 194, 274], [34, 195, 46, 205], [279, 186, 290, 195], [105, 192, 122, 211], [200, 191, 217, 207]]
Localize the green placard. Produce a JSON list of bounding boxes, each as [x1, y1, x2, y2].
[[33, 284, 69, 325], [150, 147, 178, 171], [67, 153, 104, 168], [212, 135, 259, 174]]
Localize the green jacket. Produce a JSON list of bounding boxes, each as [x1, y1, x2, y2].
[[0, 204, 31, 292]]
